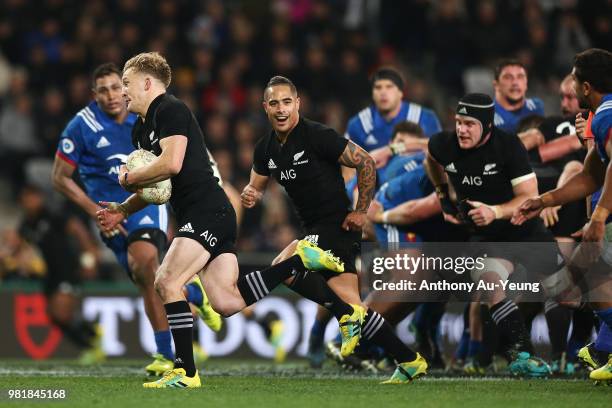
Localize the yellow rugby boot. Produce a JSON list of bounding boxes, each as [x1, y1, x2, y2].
[[339, 304, 366, 357], [294, 239, 344, 273], [143, 368, 201, 388], [382, 353, 428, 384]]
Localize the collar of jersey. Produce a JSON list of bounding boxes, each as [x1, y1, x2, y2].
[[273, 116, 303, 146], [372, 101, 408, 125], [89, 101, 138, 128], [494, 98, 532, 114]]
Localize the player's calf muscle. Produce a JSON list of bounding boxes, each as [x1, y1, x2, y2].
[[204, 283, 244, 317]]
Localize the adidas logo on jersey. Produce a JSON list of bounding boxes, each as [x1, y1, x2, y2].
[[494, 113, 504, 126], [365, 134, 378, 145], [96, 136, 110, 148], [445, 163, 457, 173], [268, 159, 277, 169], [179, 223, 194, 233], [138, 215, 154, 225]]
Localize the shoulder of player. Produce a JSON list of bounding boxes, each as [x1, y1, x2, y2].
[[72, 105, 105, 134], [592, 106, 612, 135], [302, 117, 334, 133], [254, 131, 275, 154], [418, 105, 438, 119], [491, 127, 524, 153], [157, 95, 190, 116], [595, 98, 612, 117], [525, 97, 544, 112], [348, 105, 375, 134], [493, 99, 505, 112], [429, 130, 454, 145], [427, 131, 454, 162]]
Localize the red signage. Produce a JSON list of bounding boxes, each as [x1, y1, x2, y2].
[[14, 294, 62, 359]]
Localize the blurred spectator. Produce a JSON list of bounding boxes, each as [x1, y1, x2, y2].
[[0, 0, 608, 257], [36, 87, 69, 156], [554, 10, 591, 75], [0, 93, 39, 195], [201, 63, 246, 115], [0, 228, 46, 281]]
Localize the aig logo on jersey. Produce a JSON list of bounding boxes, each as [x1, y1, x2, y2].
[[462, 175, 482, 186], [200, 230, 217, 247], [280, 169, 296, 180]]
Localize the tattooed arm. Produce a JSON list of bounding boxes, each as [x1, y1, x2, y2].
[[338, 140, 376, 231]]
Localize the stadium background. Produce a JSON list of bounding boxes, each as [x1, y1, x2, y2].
[[0, 0, 610, 360]]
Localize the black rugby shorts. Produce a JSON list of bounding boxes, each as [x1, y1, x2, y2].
[[302, 223, 361, 277], [175, 203, 237, 260]]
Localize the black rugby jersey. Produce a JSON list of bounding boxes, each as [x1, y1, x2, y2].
[[428, 127, 537, 236], [530, 116, 585, 193], [253, 117, 351, 228], [132, 93, 225, 213]]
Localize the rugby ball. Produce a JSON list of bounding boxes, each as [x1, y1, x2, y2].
[[125, 149, 172, 204]]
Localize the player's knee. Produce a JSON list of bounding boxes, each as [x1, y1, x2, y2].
[[129, 253, 158, 279], [153, 272, 178, 300]]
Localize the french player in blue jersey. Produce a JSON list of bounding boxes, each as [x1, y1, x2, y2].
[[368, 165, 445, 245], [345, 68, 442, 150], [52, 63, 220, 375], [493, 59, 545, 134], [344, 121, 427, 211], [515, 48, 612, 382], [344, 68, 441, 172]]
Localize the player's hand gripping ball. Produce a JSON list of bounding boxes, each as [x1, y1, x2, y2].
[[125, 149, 172, 204]]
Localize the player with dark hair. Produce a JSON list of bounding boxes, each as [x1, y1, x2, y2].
[[98, 54, 355, 388], [345, 67, 441, 172], [308, 119, 429, 366], [493, 59, 545, 134], [427, 92, 562, 377], [515, 48, 612, 382], [53, 62, 221, 376], [242, 75, 428, 383]]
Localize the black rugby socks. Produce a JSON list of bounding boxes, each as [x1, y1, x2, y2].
[[544, 300, 571, 361], [490, 298, 534, 356], [165, 301, 196, 377], [286, 270, 354, 319], [237, 255, 305, 305], [363, 310, 417, 363]]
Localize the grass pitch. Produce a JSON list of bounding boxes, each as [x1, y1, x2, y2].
[[0, 359, 609, 408]]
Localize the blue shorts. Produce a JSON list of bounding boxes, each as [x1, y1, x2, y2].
[[102, 204, 168, 275], [374, 223, 423, 246]]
